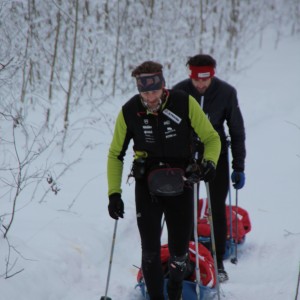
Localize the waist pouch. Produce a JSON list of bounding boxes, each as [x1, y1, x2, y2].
[[147, 168, 185, 196]]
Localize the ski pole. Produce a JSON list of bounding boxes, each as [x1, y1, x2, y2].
[[230, 189, 239, 265], [161, 215, 165, 236], [193, 182, 201, 300], [295, 261, 300, 300], [228, 178, 235, 255], [226, 138, 236, 260], [100, 219, 118, 300], [205, 182, 221, 300]]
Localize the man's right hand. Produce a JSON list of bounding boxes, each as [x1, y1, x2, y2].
[[108, 193, 124, 220]]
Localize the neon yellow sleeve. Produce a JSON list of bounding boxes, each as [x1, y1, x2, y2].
[[188, 96, 221, 164], [107, 110, 128, 196]]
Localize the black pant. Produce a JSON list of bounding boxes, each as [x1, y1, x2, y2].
[[135, 179, 194, 299], [208, 152, 229, 262]]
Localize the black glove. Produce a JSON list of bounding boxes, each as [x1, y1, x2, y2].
[[108, 193, 124, 220], [185, 162, 202, 184], [200, 160, 216, 182]]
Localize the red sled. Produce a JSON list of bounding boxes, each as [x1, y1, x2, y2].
[[136, 241, 217, 299], [197, 198, 252, 258]]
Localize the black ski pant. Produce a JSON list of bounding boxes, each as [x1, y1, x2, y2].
[[209, 151, 229, 263], [135, 179, 194, 300]]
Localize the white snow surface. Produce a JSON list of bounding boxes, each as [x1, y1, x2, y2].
[[1, 35, 300, 300]]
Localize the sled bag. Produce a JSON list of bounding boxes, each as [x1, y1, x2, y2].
[[197, 198, 252, 243], [137, 241, 216, 288], [147, 168, 184, 196]]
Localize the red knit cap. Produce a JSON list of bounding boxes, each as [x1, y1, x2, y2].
[[188, 65, 215, 80]]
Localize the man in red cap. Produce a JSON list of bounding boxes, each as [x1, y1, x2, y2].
[[173, 54, 246, 282]]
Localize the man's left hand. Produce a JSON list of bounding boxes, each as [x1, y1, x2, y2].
[[185, 163, 202, 184], [231, 171, 245, 189], [201, 160, 216, 182]]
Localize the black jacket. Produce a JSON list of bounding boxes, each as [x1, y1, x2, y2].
[[107, 89, 221, 195], [173, 77, 246, 171], [122, 90, 193, 162], [121, 89, 220, 164]]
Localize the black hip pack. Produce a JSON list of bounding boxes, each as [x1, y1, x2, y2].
[[147, 167, 185, 197]]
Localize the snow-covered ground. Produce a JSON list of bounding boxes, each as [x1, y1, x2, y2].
[[1, 34, 300, 300]]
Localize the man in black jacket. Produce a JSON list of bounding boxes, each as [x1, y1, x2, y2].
[[173, 54, 246, 282], [107, 61, 221, 300]]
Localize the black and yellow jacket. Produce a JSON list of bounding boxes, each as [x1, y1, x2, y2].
[[107, 89, 221, 196]]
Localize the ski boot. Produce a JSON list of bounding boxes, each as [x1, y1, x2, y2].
[[217, 260, 229, 283]]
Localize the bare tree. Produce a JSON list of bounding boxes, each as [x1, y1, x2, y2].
[[111, 0, 127, 97], [0, 112, 59, 238], [227, 0, 240, 70], [46, 0, 62, 127], [198, 0, 206, 53], [64, 0, 79, 131]]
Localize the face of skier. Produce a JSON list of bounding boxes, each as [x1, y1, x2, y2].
[[140, 89, 163, 112], [191, 77, 212, 94]]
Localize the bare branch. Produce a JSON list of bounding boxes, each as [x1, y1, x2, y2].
[[1, 114, 61, 238], [0, 57, 14, 71], [38, 158, 81, 203], [284, 229, 300, 237], [285, 120, 300, 131]]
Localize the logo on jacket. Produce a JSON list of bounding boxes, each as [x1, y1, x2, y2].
[[165, 126, 177, 139], [142, 121, 155, 143]]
